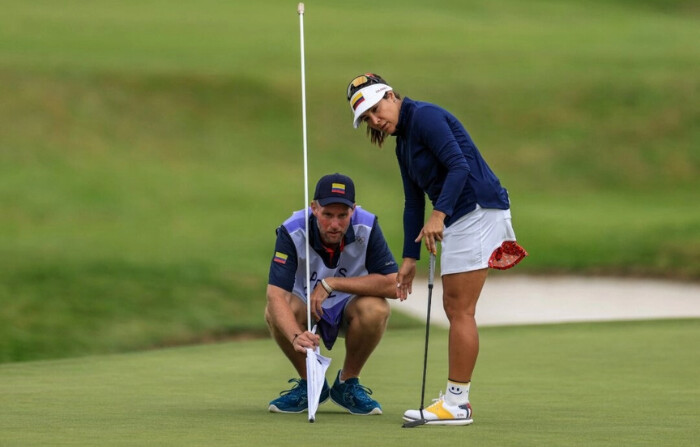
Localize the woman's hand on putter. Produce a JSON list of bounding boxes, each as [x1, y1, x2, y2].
[[415, 210, 445, 255], [396, 258, 416, 301], [292, 330, 320, 353]]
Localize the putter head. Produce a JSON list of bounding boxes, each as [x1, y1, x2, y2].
[[401, 408, 427, 428], [402, 419, 427, 428]]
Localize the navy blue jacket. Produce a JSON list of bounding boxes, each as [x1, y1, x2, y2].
[[394, 97, 510, 259]]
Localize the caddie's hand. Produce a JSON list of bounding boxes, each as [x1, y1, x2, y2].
[[310, 282, 331, 321], [396, 258, 416, 301], [414, 210, 445, 255], [291, 330, 320, 353]]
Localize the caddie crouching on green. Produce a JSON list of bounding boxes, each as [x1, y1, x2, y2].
[[265, 173, 399, 415]]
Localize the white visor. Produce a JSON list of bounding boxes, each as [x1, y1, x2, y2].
[[349, 83, 392, 128]]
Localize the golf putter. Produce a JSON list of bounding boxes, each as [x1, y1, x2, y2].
[[402, 252, 436, 428]]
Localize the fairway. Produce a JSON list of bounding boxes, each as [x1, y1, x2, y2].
[[1, 320, 698, 446]]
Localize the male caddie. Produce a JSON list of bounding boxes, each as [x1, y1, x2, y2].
[[265, 173, 399, 415]]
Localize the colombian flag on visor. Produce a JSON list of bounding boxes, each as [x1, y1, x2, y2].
[[351, 93, 365, 111]]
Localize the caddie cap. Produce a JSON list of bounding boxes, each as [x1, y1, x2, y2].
[[313, 173, 355, 207]]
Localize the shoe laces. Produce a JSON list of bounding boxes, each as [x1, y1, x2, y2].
[[278, 378, 305, 397], [346, 382, 375, 404], [426, 391, 446, 409]]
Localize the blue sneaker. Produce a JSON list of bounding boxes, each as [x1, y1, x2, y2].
[[268, 378, 330, 413], [329, 370, 382, 415]]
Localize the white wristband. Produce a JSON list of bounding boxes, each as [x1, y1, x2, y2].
[[320, 278, 334, 294]]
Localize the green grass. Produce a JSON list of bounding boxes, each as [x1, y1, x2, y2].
[[1, 320, 698, 446], [1, 0, 699, 362]]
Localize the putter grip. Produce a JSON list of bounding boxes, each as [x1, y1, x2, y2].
[[428, 253, 435, 287], [298, 2, 304, 14]]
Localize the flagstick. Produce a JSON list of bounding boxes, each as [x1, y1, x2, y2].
[[298, 2, 317, 424], [297, 2, 312, 336]]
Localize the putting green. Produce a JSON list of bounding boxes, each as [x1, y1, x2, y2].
[[1, 320, 698, 446]]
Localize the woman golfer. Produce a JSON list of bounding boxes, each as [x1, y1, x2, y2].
[[346, 73, 527, 425]]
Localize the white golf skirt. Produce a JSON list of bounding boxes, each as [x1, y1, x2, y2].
[[441, 205, 516, 275]]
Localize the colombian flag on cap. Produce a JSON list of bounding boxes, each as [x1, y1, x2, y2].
[[331, 183, 346, 194], [273, 251, 288, 264]]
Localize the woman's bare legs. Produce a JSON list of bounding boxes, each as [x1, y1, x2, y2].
[[441, 268, 489, 382]]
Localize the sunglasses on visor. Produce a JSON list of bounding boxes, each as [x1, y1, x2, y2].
[[346, 73, 386, 100]]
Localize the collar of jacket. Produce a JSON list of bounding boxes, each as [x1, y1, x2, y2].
[[393, 96, 415, 137]]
